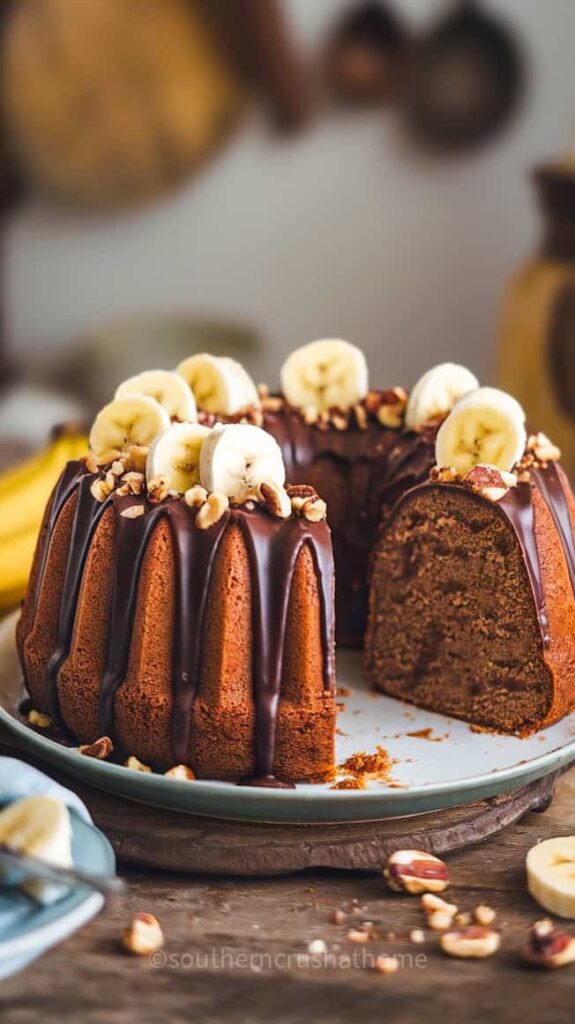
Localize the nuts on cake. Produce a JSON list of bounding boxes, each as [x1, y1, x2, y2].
[[463, 464, 517, 501], [195, 493, 229, 529], [124, 755, 152, 773], [120, 505, 145, 519], [164, 764, 196, 781], [302, 497, 327, 522], [384, 850, 449, 894], [184, 485, 208, 509], [257, 481, 292, 519], [27, 709, 53, 729]]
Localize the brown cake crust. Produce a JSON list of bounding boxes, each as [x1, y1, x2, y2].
[[365, 468, 575, 733], [17, 463, 336, 780]]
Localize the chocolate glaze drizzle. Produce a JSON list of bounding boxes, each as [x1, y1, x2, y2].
[[264, 407, 435, 643], [27, 462, 335, 784]]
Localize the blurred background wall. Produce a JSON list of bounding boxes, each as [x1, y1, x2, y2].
[[5, 0, 575, 388]]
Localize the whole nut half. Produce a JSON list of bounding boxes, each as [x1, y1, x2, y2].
[[302, 497, 327, 523], [384, 850, 449, 894], [258, 481, 292, 519], [440, 925, 500, 959], [522, 919, 575, 969]]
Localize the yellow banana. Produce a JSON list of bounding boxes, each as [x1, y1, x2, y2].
[[0, 428, 88, 612]]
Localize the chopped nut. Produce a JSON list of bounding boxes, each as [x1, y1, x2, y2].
[[347, 929, 370, 943], [384, 850, 449, 894], [79, 736, 113, 759], [90, 477, 113, 503], [120, 504, 145, 519], [353, 403, 368, 430], [421, 893, 458, 916], [522, 919, 575, 969], [428, 910, 454, 932], [409, 928, 426, 944], [122, 471, 145, 495], [474, 904, 496, 926], [258, 481, 292, 519], [195, 492, 229, 529], [374, 955, 399, 975], [430, 466, 458, 483], [286, 483, 318, 500], [365, 387, 407, 429], [164, 764, 196, 781], [83, 451, 100, 474], [302, 497, 327, 522], [28, 709, 53, 729], [105, 470, 117, 491], [331, 411, 349, 431], [124, 755, 152, 773], [110, 459, 126, 477], [529, 432, 561, 464], [147, 475, 171, 503], [124, 445, 149, 473], [262, 396, 284, 413], [440, 925, 500, 959], [257, 382, 269, 399], [302, 404, 319, 425], [308, 939, 327, 955], [331, 909, 346, 925], [122, 913, 164, 956], [184, 485, 208, 509], [464, 464, 517, 502]]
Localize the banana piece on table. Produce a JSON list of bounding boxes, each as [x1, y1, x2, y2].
[[527, 837, 575, 919], [146, 422, 211, 492], [199, 423, 285, 499], [176, 354, 258, 416], [89, 394, 170, 460], [435, 386, 526, 477], [0, 795, 72, 904], [405, 363, 479, 431], [280, 339, 368, 414], [115, 370, 197, 422]]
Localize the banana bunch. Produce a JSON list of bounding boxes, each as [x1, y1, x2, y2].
[[0, 427, 87, 613]]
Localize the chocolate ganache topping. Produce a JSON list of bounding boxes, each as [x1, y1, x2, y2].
[[27, 462, 335, 785]]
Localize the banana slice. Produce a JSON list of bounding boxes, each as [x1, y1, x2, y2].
[[405, 363, 479, 430], [146, 422, 211, 492], [199, 423, 285, 499], [527, 837, 575, 919], [280, 339, 368, 413], [0, 795, 72, 904], [435, 387, 526, 477], [115, 370, 196, 422], [89, 394, 170, 459], [176, 354, 259, 415]]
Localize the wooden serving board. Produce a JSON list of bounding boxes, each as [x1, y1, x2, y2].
[[0, 738, 558, 875]]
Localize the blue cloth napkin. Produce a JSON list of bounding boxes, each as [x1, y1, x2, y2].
[[0, 757, 92, 822]]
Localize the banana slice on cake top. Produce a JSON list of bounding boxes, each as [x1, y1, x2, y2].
[[116, 370, 196, 422], [435, 387, 526, 477], [176, 354, 258, 416], [199, 423, 285, 499], [146, 422, 211, 492], [89, 394, 170, 460], [280, 339, 368, 413], [405, 363, 479, 431]]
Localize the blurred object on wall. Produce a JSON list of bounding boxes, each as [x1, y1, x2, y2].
[[204, 0, 310, 131], [497, 153, 575, 481], [44, 315, 263, 416], [0, 423, 87, 614], [325, 1, 409, 107], [406, 0, 525, 153], [2, 0, 245, 210]]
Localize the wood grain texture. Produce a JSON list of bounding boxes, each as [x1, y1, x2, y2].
[[2, 728, 575, 1022]]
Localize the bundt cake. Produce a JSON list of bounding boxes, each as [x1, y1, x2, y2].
[[365, 390, 575, 734], [17, 396, 336, 783]]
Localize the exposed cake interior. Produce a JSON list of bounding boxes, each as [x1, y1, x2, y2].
[[366, 485, 554, 732]]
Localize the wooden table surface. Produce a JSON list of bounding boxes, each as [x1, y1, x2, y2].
[[1, 727, 575, 1023]]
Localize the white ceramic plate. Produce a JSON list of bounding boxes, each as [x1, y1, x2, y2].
[[2, 613, 575, 823]]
